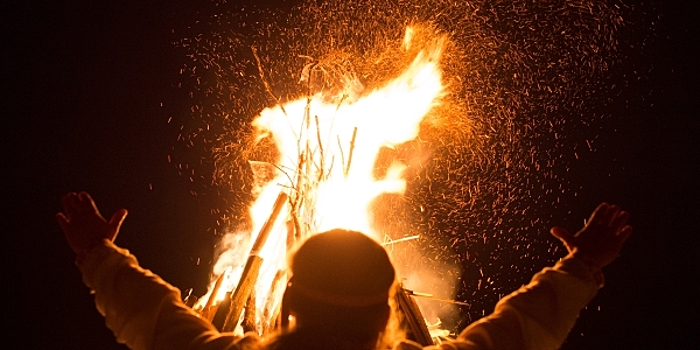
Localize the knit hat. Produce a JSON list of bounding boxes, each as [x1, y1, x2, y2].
[[289, 229, 396, 308]]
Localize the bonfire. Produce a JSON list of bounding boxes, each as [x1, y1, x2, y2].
[[186, 26, 460, 345]]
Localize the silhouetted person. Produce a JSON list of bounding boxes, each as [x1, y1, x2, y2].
[[57, 192, 631, 349]]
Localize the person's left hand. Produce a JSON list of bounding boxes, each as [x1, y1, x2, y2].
[[550, 202, 632, 270], [56, 192, 128, 256]]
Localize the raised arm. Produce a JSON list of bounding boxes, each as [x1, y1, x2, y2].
[[56, 192, 250, 350], [444, 203, 632, 350]]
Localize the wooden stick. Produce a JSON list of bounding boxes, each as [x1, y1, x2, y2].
[[203, 271, 227, 321], [211, 291, 231, 330], [252, 46, 286, 115], [337, 136, 346, 177], [314, 115, 324, 180], [345, 127, 358, 177], [262, 269, 287, 334], [242, 293, 257, 334], [221, 191, 289, 332], [382, 235, 420, 246], [406, 290, 471, 307], [396, 285, 433, 346], [335, 93, 348, 112], [183, 288, 198, 309]]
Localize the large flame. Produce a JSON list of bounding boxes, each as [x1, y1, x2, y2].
[[197, 27, 446, 331]]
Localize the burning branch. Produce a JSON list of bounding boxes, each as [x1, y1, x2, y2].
[[345, 127, 357, 178], [314, 115, 325, 180], [252, 45, 286, 116], [262, 269, 287, 334], [396, 285, 434, 346], [214, 191, 289, 332], [405, 289, 471, 307], [202, 270, 227, 321], [382, 235, 420, 246], [242, 294, 257, 333]]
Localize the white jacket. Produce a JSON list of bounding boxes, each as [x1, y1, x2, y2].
[[79, 240, 601, 350]]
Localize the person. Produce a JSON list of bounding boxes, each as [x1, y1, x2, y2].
[[57, 191, 632, 350]]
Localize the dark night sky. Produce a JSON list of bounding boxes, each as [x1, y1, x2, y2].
[[3, 0, 698, 349]]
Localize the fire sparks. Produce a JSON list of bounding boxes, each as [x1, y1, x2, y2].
[[194, 27, 447, 331], [177, 0, 638, 337]]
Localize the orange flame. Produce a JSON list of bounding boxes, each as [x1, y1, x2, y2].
[[197, 27, 446, 331]]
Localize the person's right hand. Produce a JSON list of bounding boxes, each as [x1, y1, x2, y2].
[[550, 203, 633, 270], [56, 192, 128, 257]]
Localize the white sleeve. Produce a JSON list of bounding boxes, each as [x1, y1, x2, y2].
[[440, 258, 601, 350], [78, 240, 256, 350]]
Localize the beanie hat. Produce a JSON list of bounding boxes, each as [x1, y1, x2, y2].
[[289, 229, 396, 308]]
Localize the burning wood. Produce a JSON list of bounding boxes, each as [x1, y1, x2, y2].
[[211, 191, 289, 332], [242, 294, 257, 333], [396, 285, 433, 346], [382, 235, 420, 246], [183, 288, 198, 308], [405, 289, 471, 307], [262, 269, 287, 334], [197, 26, 447, 341], [202, 271, 226, 321]]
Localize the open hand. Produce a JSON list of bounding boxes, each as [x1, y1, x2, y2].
[[56, 192, 128, 255], [550, 203, 632, 270]]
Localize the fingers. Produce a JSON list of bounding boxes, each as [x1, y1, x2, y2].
[[611, 210, 630, 230], [61, 192, 80, 218], [586, 202, 610, 227], [78, 192, 91, 201], [78, 192, 96, 209], [591, 202, 631, 232], [618, 225, 633, 243], [61, 191, 109, 223], [550, 226, 574, 251], [62, 191, 99, 216], [606, 205, 621, 226], [109, 209, 128, 227], [56, 212, 70, 232], [78, 191, 102, 215], [107, 209, 129, 241], [588, 203, 630, 231]]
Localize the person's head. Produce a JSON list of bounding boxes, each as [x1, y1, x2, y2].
[[279, 229, 397, 347]]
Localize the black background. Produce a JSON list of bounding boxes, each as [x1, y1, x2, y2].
[[3, 0, 698, 349]]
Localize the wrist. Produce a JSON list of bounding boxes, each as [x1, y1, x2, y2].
[[569, 251, 604, 286], [570, 251, 600, 270], [75, 239, 109, 265]]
